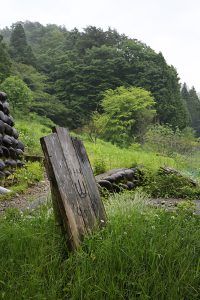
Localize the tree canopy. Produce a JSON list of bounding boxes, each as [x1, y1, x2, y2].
[[0, 22, 198, 134], [0, 75, 33, 113], [9, 23, 36, 67], [98, 86, 156, 146], [181, 83, 200, 135], [0, 35, 11, 83]]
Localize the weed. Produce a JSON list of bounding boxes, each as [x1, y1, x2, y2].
[[13, 162, 44, 186], [0, 192, 199, 299], [93, 157, 106, 175], [0, 162, 44, 201], [143, 170, 200, 199], [15, 114, 53, 155]]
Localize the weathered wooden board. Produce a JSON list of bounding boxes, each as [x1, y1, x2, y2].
[[40, 127, 106, 250]]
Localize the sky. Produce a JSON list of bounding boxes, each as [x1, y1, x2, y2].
[[0, 0, 199, 89]]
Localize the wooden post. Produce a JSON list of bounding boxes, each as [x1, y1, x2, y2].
[[40, 127, 106, 251]]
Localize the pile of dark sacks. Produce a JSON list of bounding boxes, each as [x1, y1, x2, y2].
[[96, 167, 144, 193], [0, 91, 25, 179]]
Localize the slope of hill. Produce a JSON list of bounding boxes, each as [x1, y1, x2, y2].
[[0, 21, 193, 131]]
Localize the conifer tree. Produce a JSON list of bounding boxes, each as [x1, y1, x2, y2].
[[181, 83, 200, 135], [0, 35, 11, 83], [9, 23, 36, 66], [188, 86, 200, 134]]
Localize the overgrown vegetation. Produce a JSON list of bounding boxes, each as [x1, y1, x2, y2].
[[0, 162, 44, 200], [0, 20, 200, 300], [94, 86, 156, 146], [1, 21, 199, 133], [15, 113, 53, 155], [143, 169, 200, 199], [0, 192, 199, 299]]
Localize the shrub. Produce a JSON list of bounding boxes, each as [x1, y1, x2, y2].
[[93, 158, 106, 175], [13, 162, 44, 186], [144, 125, 199, 156], [143, 169, 200, 199]]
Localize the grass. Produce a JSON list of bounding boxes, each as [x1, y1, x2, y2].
[[0, 162, 44, 201], [13, 116, 200, 178], [0, 192, 199, 299], [85, 139, 179, 172], [84, 139, 200, 182], [15, 113, 53, 156], [1, 118, 199, 298], [0, 204, 65, 300], [12, 115, 190, 172]]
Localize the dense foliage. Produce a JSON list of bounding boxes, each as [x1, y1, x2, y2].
[[0, 35, 11, 82], [0, 75, 33, 113], [97, 86, 156, 145], [181, 83, 200, 135], [0, 21, 196, 136], [0, 22, 200, 300], [9, 23, 36, 67]]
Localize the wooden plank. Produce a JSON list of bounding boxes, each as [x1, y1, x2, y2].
[[71, 137, 106, 224], [41, 127, 106, 250], [53, 127, 97, 231], [41, 133, 85, 250]]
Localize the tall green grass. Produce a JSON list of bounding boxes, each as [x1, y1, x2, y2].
[[0, 205, 65, 300], [14, 117, 200, 178], [0, 193, 199, 299], [84, 138, 200, 175], [15, 114, 53, 155]]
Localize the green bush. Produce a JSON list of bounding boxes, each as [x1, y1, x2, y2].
[[143, 170, 200, 199], [0, 162, 44, 201], [93, 157, 106, 175], [144, 124, 200, 156]]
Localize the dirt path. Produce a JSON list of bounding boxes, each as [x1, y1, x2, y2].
[[150, 198, 200, 214], [0, 179, 50, 214], [1, 180, 200, 215]]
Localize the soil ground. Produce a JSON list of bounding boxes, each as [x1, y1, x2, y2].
[[0, 179, 50, 214], [0, 180, 200, 215]]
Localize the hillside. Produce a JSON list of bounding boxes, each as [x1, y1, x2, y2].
[[1, 21, 200, 135], [0, 103, 198, 299]]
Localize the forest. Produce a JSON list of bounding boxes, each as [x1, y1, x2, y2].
[[1, 21, 200, 140], [0, 22, 200, 299]]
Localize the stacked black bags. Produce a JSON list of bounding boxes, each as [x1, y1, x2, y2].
[[0, 91, 25, 179]]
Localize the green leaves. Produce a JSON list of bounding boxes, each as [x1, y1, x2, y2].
[[0, 76, 33, 113], [0, 35, 11, 83], [0, 23, 193, 131], [98, 86, 156, 146], [9, 23, 36, 67], [181, 83, 200, 135]]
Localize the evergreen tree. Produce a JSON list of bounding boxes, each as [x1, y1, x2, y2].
[[181, 83, 200, 135], [9, 23, 36, 66], [188, 86, 200, 134], [0, 35, 11, 83]]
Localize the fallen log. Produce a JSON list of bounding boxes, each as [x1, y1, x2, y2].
[[96, 167, 144, 193]]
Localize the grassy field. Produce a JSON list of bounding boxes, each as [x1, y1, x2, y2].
[[0, 192, 199, 299], [14, 117, 200, 177], [1, 118, 199, 299]]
